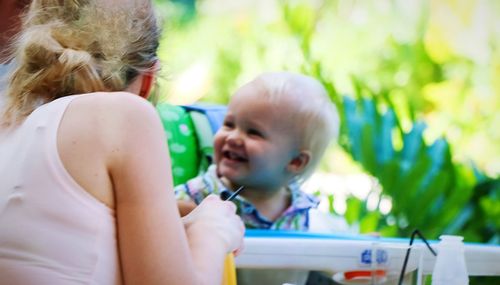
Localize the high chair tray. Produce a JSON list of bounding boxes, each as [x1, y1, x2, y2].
[[235, 229, 500, 276]]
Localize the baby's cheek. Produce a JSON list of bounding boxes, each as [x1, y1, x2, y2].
[[213, 137, 224, 157]]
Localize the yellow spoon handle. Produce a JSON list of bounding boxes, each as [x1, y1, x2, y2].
[[221, 253, 237, 285]]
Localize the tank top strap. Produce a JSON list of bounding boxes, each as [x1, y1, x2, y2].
[[30, 94, 112, 212]]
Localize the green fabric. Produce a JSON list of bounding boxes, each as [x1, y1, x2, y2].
[[156, 103, 200, 186], [188, 111, 215, 172]]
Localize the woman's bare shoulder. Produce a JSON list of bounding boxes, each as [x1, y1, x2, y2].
[[70, 92, 157, 118], [57, 92, 167, 207], [68, 92, 160, 134], [61, 91, 164, 158]]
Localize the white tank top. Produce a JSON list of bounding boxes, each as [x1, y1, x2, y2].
[[0, 95, 121, 284]]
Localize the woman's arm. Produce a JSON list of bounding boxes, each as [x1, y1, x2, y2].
[[102, 93, 243, 284]]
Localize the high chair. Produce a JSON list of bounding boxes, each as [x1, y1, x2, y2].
[[156, 103, 227, 186]]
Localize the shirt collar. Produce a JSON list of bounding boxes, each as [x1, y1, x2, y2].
[[207, 165, 319, 212]]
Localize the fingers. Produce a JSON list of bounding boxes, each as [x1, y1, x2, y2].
[[232, 224, 245, 257], [224, 200, 237, 214], [204, 193, 220, 201], [203, 194, 237, 214], [188, 194, 245, 254], [232, 216, 245, 255], [233, 247, 242, 257], [177, 200, 196, 217]]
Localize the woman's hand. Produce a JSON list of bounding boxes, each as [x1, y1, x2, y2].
[[182, 194, 245, 255], [177, 200, 197, 217]]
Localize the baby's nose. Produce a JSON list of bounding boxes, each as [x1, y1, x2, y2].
[[226, 130, 243, 146]]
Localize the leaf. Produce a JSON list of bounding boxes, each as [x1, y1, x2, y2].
[[345, 196, 363, 225], [377, 109, 396, 164], [360, 212, 381, 233]]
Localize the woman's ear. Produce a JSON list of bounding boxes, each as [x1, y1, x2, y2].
[[287, 150, 311, 174], [138, 60, 160, 99], [138, 73, 154, 99]]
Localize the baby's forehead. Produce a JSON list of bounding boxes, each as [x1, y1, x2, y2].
[[232, 83, 303, 108], [230, 95, 304, 130], [230, 94, 301, 122]]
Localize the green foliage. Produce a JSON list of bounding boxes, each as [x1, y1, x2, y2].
[[154, 1, 499, 282], [459, 178, 500, 243], [155, 0, 499, 242], [282, 1, 316, 49], [294, 1, 497, 243], [206, 49, 242, 104], [331, 88, 478, 239]]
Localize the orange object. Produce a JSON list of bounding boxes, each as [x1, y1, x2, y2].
[[221, 253, 237, 285], [344, 270, 386, 280]]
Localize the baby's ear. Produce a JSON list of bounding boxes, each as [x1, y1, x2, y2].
[[287, 151, 311, 174]]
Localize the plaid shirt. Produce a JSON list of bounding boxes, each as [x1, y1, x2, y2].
[[175, 165, 319, 230]]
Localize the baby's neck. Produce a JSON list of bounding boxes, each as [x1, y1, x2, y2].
[[220, 177, 292, 222], [241, 186, 291, 222]]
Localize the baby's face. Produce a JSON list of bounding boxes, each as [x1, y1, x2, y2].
[[213, 87, 301, 189]]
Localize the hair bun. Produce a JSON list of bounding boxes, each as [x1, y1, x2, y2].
[[58, 48, 92, 72]]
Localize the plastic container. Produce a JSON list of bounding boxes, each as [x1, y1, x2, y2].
[[431, 235, 469, 285]]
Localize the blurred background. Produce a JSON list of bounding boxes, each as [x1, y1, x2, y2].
[[153, 0, 499, 281]]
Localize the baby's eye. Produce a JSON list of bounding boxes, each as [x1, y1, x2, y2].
[[223, 121, 235, 129], [247, 129, 263, 137]]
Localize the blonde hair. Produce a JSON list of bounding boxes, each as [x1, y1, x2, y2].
[[1, 0, 160, 126], [251, 71, 339, 183]]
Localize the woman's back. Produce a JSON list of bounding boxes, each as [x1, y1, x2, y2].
[[0, 1, 245, 283], [0, 95, 120, 284]]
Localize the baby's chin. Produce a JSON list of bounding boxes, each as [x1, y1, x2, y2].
[[217, 165, 238, 179], [217, 164, 246, 183]]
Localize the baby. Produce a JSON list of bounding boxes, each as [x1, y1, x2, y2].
[[176, 71, 339, 230]]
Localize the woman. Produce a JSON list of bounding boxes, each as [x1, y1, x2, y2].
[[0, 1, 244, 284]]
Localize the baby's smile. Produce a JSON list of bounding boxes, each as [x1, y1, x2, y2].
[[223, 150, 248, 162]]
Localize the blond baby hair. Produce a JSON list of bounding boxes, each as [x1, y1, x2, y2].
[[1, 0, 160, 126], [251, 71, 340, 183]]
